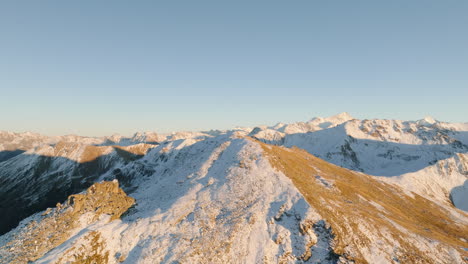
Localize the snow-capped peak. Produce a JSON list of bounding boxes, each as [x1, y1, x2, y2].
[[416, 116, 438, 127], [327, 112, 354, 122], [308, 112, 353, 123], [424, 116, 436, 123]]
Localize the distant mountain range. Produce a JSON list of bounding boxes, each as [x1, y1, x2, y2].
[[0, 113, 467, 263]]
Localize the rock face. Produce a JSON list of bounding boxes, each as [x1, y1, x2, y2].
[[66, 180, 135, 222], [0, 181, 134, 264]]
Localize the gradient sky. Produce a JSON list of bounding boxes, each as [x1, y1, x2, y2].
[[1, 1, 467, 136]]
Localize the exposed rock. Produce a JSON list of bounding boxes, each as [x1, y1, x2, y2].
[[0, 181, 134, 264]]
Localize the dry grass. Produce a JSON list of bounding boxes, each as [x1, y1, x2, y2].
[[81, 144, 155, 163], [41, 142, 156, 163], [68, 231, 110, 264], [116, 143, 156, 156], [81, 145, 109, 163], [2, 181, 134, 264], [256, 140, 468, 263]]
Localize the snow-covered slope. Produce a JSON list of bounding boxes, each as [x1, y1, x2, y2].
[[0, 131, 137, 163], [380, 153, 468, 209], [0, 135, 467, 263], [0, 135, 329, 263], [0, 129, 220, 235], [0, 114, 467, 263], [250, 113, 468, 210]]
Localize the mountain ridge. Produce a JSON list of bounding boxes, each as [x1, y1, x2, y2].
[[0, 114, 467, 263], [1, 135, 466, 263]]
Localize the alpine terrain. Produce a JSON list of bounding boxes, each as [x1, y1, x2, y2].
[[0, 113, 467, 264]]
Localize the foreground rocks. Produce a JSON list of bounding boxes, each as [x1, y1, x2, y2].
[[0, 180, 134, 264]]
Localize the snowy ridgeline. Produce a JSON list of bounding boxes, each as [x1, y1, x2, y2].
[[249, 113, 468, 210], [1, 134, 467, 263], [0, 136, 344, 263], [0, 114, 467, 263], [1, 113, 467, 214]]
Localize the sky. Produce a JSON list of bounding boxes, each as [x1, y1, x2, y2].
[[0, 1, 467, 136]]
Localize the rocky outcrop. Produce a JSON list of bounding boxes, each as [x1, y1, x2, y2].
[[0, 142, 154, 235], [0, 181, 134, 264]]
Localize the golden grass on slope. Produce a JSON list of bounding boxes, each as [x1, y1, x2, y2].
[[116, 143, 156, 156], [81, 144, 155, 163], [65, 231, 110, 264], [113, 143, 156, 162], [256, 140, 468, 264], [37, 142, 156, 163], [81, 145, 109, 163]]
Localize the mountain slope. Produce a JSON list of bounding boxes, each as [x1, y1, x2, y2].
[[259, 140, 468, 263], [1, 135, 467, 263], [250, 114, 468, 210], [2, 135, 326, 263], [0, 141, 155, 235]]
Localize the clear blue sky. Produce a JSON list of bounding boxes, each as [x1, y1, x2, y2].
[[1, 1, 467, 136]]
